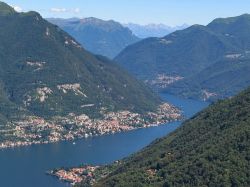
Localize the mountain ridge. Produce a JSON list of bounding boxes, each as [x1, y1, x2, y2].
[[47, 17, 140, 58], [115, 14, 250, 101]]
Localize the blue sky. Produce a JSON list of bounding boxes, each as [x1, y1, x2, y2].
[[4, 0, 250, 26]]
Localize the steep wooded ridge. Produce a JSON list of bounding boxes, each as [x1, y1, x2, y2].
[[0, 2, 181, 148], [78, 87, 250, 187], [47, 17, 140, 58], [115, 14, 250, 101]]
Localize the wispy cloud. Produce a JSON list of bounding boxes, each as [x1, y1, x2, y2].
[[50, 8, 81, 14], [74, 8, 80, 13], [12, 5, 23, 12], [50, 8, 67, 13]]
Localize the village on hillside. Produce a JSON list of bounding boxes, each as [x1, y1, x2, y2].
[[0, 103, 181, 149]]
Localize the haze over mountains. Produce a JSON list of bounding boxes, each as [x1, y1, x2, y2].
[[47, 17, 140, 58], [47, 17, 189, 58], [124, 23, 189, 38], [115, 14, 250, 101]]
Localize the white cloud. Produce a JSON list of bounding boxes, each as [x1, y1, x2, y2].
[[50, 8, 80, 14], [74, 8, 80, 13], [12, 5, 23, 12], [50, 8, 67, 13]]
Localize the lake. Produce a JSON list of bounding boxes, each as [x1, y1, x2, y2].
[[0, 94, 209, 187]]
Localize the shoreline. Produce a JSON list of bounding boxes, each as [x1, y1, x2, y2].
[[47, 163, 120, 186], [0, 118, 181, 150], [0, 102, 182, 150]]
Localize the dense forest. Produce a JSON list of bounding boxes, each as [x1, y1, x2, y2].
[[78, 87, 250, 186]]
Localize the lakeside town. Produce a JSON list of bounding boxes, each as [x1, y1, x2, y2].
[[48, 161, 122, 186], [0, 103, 181, 149], [145, 74, 184, 89], [48, 165, 101, 186], [49, 159, 158, 186]]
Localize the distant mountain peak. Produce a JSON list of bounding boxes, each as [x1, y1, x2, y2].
[[124, 23, 189, 38], [77, 17, 125, 31], [183, 24, 210, 33], [47, 17, 139, 58]]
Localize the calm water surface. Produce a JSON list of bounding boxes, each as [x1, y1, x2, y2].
[[0, 94, 209, 187]]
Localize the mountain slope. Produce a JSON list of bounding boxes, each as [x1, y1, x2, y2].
[[208, 14, 250, 49], [47, 17, 140, 58], [0, 9, 158, 118], [115, 24, 237, 79], [87, 87, 250, 187], [0, 84, 30, 125], [115, 14, 250, 100], [166, 14, 250, 101], [167, 54, 250, 101], [0, 2, 181, 148]]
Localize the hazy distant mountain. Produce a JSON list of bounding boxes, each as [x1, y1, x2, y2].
[[47, 17, 140, 58], [115, 14, 250, 101], [124, 23, 189, 38]]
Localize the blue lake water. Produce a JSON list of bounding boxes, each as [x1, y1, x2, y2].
[[0, 94, 209, 187]]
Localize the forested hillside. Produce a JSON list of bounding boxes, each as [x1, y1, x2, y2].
[[78, 87, 250, 186]]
